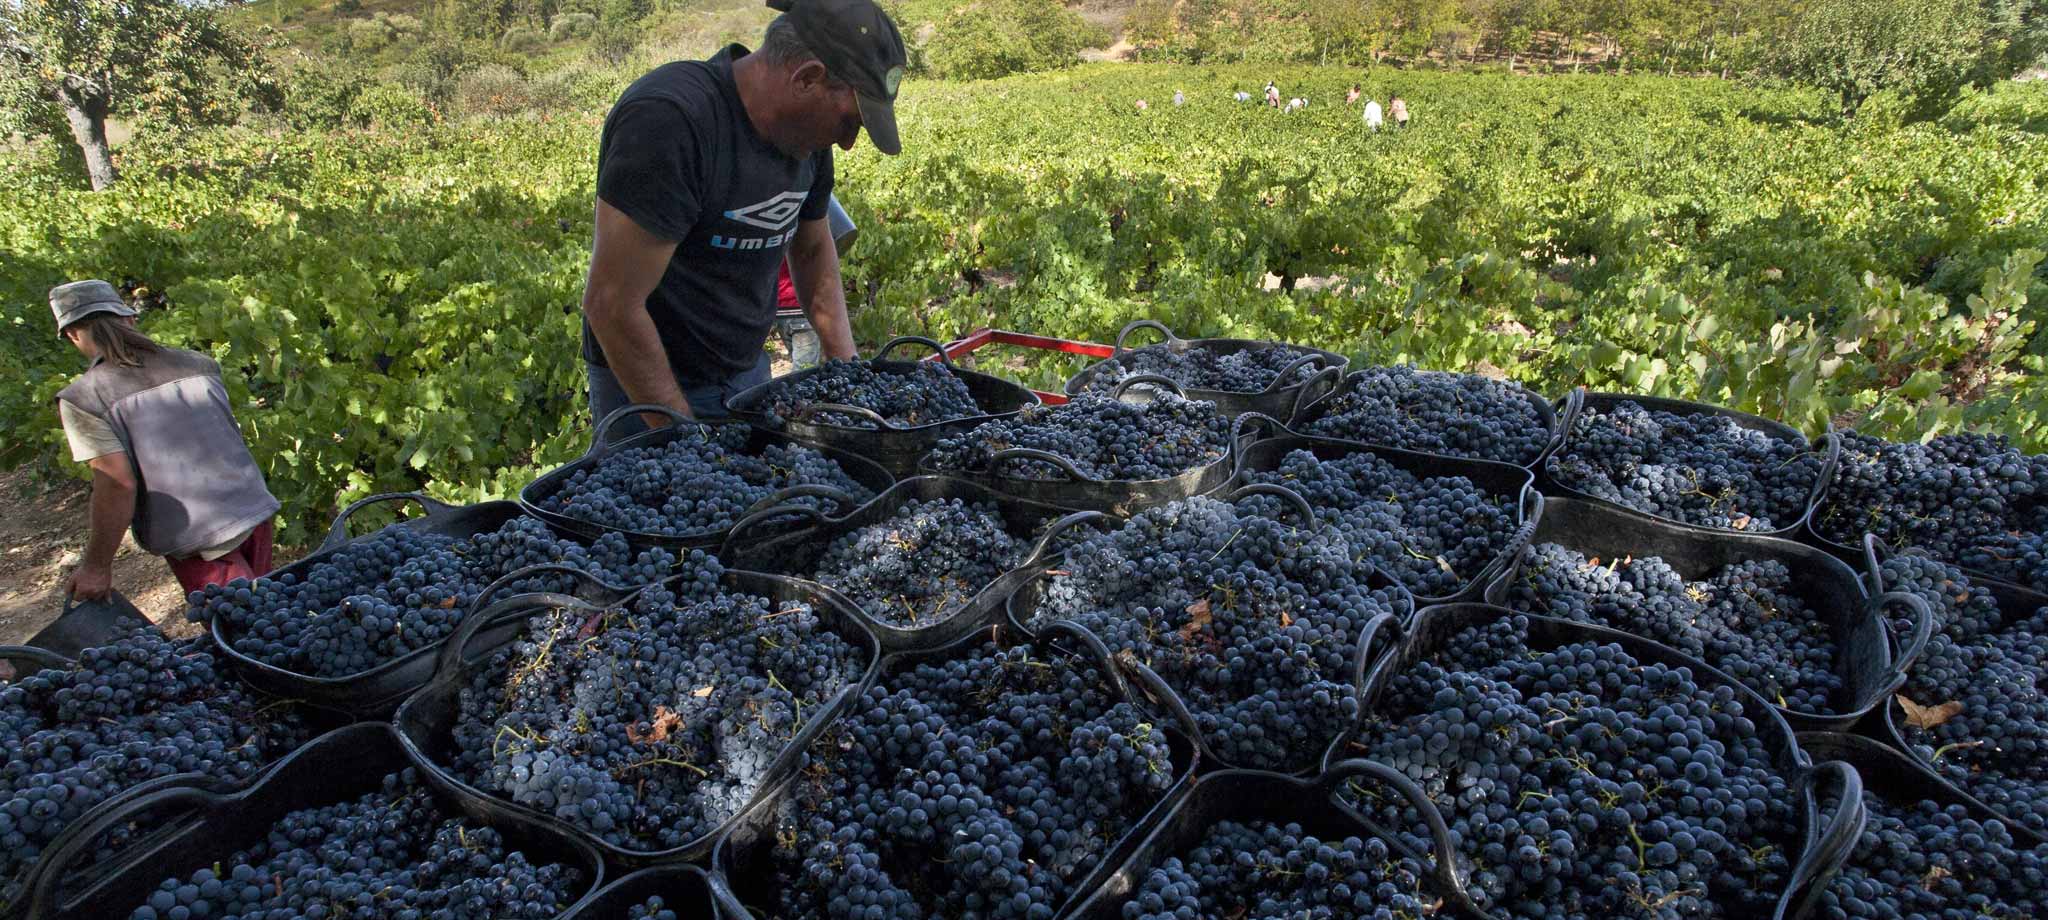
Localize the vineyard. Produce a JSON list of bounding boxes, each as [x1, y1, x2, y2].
[[2, 65, 2046, 540]]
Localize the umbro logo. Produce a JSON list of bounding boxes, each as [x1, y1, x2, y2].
[[723, 191, 809, 231]]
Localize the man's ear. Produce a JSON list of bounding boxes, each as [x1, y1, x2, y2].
[[791, 59, 831, 93]]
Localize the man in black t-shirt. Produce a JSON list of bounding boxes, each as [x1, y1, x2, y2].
[[579, 0, 906, 431]]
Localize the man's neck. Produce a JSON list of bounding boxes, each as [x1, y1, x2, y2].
[[732, 53, 798, 158]]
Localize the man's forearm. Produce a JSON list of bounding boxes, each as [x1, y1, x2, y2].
[[585, 290, 694, 423], [84, 472, 134, 569]]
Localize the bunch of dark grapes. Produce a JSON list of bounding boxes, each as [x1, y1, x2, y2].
[[1240, 447, 1517, 598], [1343, 614, 1801, 920], [758, 359, 982, 429], [189, 515, 678, 678], [449, 554, 865, 852], [1816, 431, 2046, 591], [127, 768, 583, 920], [629, 895, 682, 919], [0, 626, 314, 905], [1080, 344, 1325, 394], [1508, 543, 1846, 714], [539, 423, 875, 537], [808, 498, 1032, 627], [925, 393, 1231, 481], [1298, 365, 1551, 465], [1548, 401, 1826, 532], [1878, 552, 2048, 838], [1030, 496, 1407, 770], [1812, 789, 2048, 920], [759, 640, 1176, 919], [1116, 820, 1436, 920]]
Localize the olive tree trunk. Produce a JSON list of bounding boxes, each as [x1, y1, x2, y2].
[[58, 88, 115, 191]]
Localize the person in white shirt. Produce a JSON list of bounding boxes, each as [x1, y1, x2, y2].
[[1264, 83, 1280, 108], [1286, 97, 1304, 113], [1234, 90, 1251, 103], [1173, 89, 1185, 106], [1363, 98, 1384, 130]]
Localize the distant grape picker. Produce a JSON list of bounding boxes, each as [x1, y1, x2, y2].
[[579, 0, 906, 431], [49, 280, 280, 600]]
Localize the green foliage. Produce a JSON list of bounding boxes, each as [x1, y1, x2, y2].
[[0, 65, 2042, 545], [1773, 0, 1989, 117], [549, 11, 598, 41], [923, 0, 1107, 80], [1, 0, 276, 186]]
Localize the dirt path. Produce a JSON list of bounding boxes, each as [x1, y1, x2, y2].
[[0, 468, 201, 644]]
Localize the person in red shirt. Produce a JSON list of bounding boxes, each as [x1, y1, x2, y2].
[[774, 195, 857, 367]]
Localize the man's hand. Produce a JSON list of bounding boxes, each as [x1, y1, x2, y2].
[[584, 199, 694, 425], [66, 562, 113, 601]]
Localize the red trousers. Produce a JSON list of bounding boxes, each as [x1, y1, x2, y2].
[[166, 520, 276, 593]]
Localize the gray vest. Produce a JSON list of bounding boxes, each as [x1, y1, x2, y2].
[[55, 347, 280, 558]]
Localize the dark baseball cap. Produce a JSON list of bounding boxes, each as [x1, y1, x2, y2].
[[766, 0, 907, 155]]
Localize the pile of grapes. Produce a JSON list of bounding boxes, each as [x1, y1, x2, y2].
[[807, 498, 1034, 628], [1114, 820, 1438, 920], [925, 392, 1231, 482], [1079, 345, 1325, 394], [1028, 496, 1407, 770], [127, 768, 585, 920], [1296, 365, 1552, 466], [1344, 613, 1802, 919], [1239, 447, 1518, 598], [0, 626, 316, 904], [447, 554, 867, 852], [1816, 431, 2047, 591], [1875, 552, 2048, 838], [1812, 788, 2048, 920], [189, 515, 677, 678], [536, 423, 875, 537], [753, 639, 1177, 917], [1548, 400, 1828, 532], [1507, 543, 1849, 715], [754, 359, 982, 430]]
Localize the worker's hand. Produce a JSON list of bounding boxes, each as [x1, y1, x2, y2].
[[640, 403, 692, 430], [66, 562, 113, 602]]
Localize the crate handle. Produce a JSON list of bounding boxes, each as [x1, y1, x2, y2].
[[1112, 319, 1180, 356], [319, 492, 454, 554]]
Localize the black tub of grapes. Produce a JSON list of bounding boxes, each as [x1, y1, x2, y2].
[[1062, 319, 1348, 419], [726, 335, 1041, 478], [17, 722, 605, 920], [1230, 414, 1544, 606], [1, 627, 336, 918], [708, 621, 1199, 919], [1806, 429, 2048, 596], [520, 405, 896, 550], [393, 555, 883, 867], [1541, 392, 1841, 539], [1006, 484, 1417, 775], [1486, 498, 1931, 733], [1856, 539, 2048, 846], [1794, 731, 2048, 918], [1060, 760, 1488, 920], [919, 375, 1244, 516], [187, 491, 671, 717], [720, 475, 1116, 654], [1286, 365, 1579, 470], [1329, 603, 1867, 920]]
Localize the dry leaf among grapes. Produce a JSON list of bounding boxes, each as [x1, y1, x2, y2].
[[1180, 598, 1214, 641], [627, 705, 683, 744], [1897, 695, 1965, 730]]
